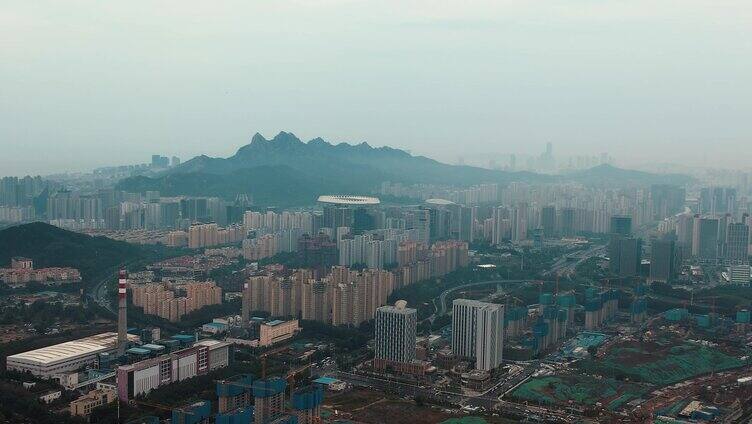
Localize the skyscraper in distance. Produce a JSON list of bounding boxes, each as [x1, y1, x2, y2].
[[610, 216, 632, 236], [649, 238, 676, 283]]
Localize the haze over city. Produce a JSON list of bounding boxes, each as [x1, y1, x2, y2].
[[4, 3, 752, 424], [2, 0, 752, 176]]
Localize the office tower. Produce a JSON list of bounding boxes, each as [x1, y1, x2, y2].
[[117, 270, 128, 356], [253, 378, 286, 424], [474, 302, 505, 371], [675, 212, 694, 259], [451, 299, 505, 371], [609, 236, 641, 278], [725, 222, 750, 264], [541, 206, 556, 238], [374, 300, 417, 370], [608, 215, 639, 277], [559, 208, 576, 237], [692, 216, 719, 261], [650, 238, 676, 283], [610, 216, 632, 236]]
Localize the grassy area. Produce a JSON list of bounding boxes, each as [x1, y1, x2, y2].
[[511, 375, 647, 411], [578, 339, 749, 385]]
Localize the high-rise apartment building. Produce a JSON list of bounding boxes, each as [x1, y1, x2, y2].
[[541, 206, 556, 238]]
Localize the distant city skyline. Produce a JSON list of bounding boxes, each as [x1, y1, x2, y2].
[[2, 1, 752, 176]]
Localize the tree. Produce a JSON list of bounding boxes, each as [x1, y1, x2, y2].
[[587, 345, 598, 358]]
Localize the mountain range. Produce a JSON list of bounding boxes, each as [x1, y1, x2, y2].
[[116, 132, 693, 207]]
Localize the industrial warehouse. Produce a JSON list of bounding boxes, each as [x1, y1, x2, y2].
[[6, 332, 139, 377]]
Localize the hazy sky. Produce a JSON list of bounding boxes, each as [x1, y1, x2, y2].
[[2, 1, 751, 176]]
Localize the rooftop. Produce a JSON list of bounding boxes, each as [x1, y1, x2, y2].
[[195, 339, 229, 349], [424, 198, 455, 206], [317, 195, 380, 205], [203, 322, 227, 329], [141, 344, 165, 351], [7, 333, 138, 366]]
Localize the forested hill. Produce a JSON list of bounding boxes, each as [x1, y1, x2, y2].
[[0, 222, 164, 284]]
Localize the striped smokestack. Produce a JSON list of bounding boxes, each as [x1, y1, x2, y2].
[[117, 269, 128, 356]]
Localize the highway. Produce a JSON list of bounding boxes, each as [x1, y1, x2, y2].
[[87, 260, 143, 316], [543, 244, 607, 278], [427, 279, 544, 324]]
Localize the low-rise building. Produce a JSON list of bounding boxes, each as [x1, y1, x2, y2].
[[38, 390, 62, 404], [70, 388, 117, 416], [0, 257, 81, 288], [259, 319, 300, 347]]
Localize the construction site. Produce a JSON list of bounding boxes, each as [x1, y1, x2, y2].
[[509, 305, 752, 421]]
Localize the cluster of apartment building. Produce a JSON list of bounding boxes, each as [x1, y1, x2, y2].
[[0, 205, 36, 223], [0, 257, 81, 288], [162, 222, 245, 248], [241, 240, 468, 326], [242, 228, 305, 261], [131, 281, 223, 322]]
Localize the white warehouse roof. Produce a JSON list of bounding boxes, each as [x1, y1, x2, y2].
[[317, 195, 380, 205], [7, 332, 137, 367], [424, 198, 455, 206]]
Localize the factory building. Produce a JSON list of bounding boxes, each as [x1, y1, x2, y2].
[[6, 332, 139, 378], [116, 340, 231, 401]]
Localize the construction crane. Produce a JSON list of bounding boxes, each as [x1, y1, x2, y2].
[[258, 344, 291, 379], [124, 398, 197, 423]]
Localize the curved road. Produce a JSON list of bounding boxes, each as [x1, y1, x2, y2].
[[88, 259, 143, 316], [428, 279, 545, 324]]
